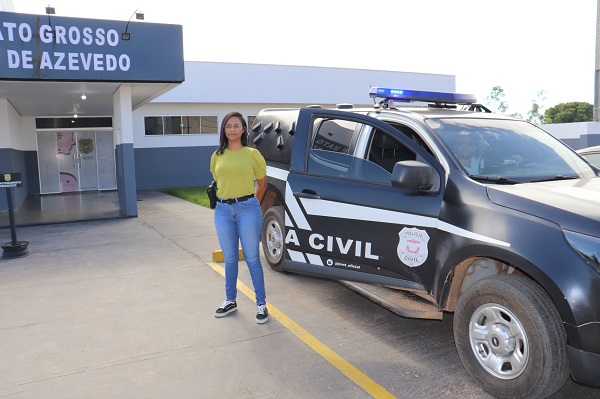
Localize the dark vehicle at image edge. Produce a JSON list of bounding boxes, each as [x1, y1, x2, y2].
[[249, 88, 600, 398]]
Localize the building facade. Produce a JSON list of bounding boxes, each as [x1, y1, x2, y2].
[[0, 9, 456, 220]]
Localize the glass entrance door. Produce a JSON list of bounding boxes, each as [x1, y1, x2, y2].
[[75, 131, 99, 191], [37, 130, 117, 194]]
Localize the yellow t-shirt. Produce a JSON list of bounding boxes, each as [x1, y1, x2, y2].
[[210, 147, 267, 199]]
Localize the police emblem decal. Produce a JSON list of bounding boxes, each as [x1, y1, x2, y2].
[[3, 174, 10, 182], [397, 227, 430, 267], [78, 138, 94, 154]]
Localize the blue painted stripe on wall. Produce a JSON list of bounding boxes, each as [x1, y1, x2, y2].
[[134, 146, 217, 190], [115, 143, 137, 217], [561, 134, 600, 151]]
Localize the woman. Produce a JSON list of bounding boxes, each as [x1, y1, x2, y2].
[[210, 111, 269, 324]]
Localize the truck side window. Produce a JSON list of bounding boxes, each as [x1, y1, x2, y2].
[[387, 122, 434, 156], [307, 149, 391, 184], [307, 118, 390, 183], [311, 119, 358, 154], [368, 131, 416, 173]]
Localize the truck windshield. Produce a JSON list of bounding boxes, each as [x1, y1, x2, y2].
[[426, 118, 597, 182]]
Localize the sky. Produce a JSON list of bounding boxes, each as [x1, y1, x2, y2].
[[5, 0, 598, 116]]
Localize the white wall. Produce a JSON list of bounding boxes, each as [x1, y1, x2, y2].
[[541, 121, 600, 149], [0, 99, 9, 148], [19, 117, 37, 150], [156, 62, 456, 106], [542, 121, 600, 140], [0, 99, 30, 150]]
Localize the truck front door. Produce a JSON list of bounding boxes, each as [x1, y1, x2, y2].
[[284, 109, 445, 293]]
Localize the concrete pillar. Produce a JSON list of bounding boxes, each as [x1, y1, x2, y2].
[[113, 85, 138, 217]]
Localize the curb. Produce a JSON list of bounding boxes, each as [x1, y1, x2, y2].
[[211, 248, 245, 262]]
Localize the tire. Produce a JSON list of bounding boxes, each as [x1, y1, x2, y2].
[[261, 206, 285, 272], [453, 274, 569, 399]]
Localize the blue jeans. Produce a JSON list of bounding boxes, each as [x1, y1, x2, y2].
[[214, 196, 266, 305]]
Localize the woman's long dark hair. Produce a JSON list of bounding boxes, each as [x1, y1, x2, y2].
[[216, 111, 248, 155]]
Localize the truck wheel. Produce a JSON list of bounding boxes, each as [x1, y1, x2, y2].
[[261, 206, 285, 272], [453, 274, 569, 399]]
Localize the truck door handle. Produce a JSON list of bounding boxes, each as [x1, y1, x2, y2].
[[293, 190, 321, 200]]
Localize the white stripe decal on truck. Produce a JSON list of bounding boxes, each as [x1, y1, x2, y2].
[[306, 253, 324, 266], [267, 166, 289, 181], [300, 198, 510, 247], [287, 249, 307, 262], [285, 210, 294, 227]]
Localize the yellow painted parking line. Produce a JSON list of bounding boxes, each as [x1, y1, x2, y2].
[[207, 261, 396, 399]]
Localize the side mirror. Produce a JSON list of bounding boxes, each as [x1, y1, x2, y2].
[[391, 160, 433, 191]]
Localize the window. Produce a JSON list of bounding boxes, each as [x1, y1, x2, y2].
[[200, 116, 218, 133], [311, 118, 358, 154], [429, 118, 595, 180], [308, 149, 391, 183], [368, 130, 416, 173], [305, 116, 439, 190], [307, 117, 390, 183], [387, 122, 434, 156], [144, 116, 218, 135]]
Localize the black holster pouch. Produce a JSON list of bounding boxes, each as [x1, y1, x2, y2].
[[207, 181, 217, 209]]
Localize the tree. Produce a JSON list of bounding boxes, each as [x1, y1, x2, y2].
[[483, 85, 522, 119], [484, 86, 509, 114], [526, 90, 546, 125], [544, 102, 593, 124]]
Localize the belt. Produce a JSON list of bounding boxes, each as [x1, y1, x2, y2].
[[217, 194, 254, 204]]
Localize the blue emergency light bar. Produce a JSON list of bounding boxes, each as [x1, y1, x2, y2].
[[369, 87, 477, 105]]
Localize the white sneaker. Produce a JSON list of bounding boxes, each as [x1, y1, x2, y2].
[[215, 300, 237, 318], [256, 304, 268, 324]]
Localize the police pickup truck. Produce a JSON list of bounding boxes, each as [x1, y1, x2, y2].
[[248, 88, 600, 398]]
